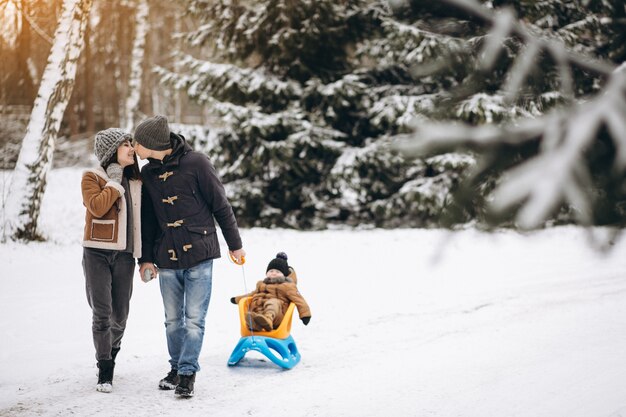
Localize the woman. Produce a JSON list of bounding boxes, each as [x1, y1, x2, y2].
[[81, 128, 142, 393]]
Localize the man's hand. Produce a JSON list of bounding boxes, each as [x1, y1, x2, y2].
[[229, 248, 246, 265]]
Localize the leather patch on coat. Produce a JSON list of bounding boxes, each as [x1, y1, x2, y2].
[[91, 219, 116, 241]]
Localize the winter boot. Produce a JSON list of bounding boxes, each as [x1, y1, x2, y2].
[[96, 359, 115, 393], [245, 312, 266, 332], [175, 373, 196, 397], [158, 368, 179, 390], [253, 312, 273, 331]]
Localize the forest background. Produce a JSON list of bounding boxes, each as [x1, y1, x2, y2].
[[1, 0, 625, 239]]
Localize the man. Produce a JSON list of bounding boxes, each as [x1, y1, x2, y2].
[[134, 115, 245, 398]]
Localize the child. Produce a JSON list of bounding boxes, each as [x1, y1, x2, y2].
[[231, 252, 311, 331]]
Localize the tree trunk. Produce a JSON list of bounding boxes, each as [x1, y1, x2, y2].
[[2, 0, 93, 241], [124, 0, 149, 131], [114, 3, 124, 127], [173, 15, 182, 123], [84, 20, 95, 134]]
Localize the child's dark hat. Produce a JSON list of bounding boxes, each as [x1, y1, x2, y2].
[[266, 252, 290, 277]]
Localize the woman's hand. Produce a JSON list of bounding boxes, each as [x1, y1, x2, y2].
[[106, 163, 124, 183], [139, 262, 158, 282]]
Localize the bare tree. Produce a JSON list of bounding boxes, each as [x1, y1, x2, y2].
[[2, 0, 93, 241], [123, 0, 149, 131]]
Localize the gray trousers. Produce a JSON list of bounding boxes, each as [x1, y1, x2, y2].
[[83, 248, 135, 361]]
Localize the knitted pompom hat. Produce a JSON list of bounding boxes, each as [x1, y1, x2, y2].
[[94, 128, 132, 166], [266, 252, 290, 277]]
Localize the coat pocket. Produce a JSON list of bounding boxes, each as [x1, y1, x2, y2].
[[90, 219, 116, 241], [186, 226, 217, 259]]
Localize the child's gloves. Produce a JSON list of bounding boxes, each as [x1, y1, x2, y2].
[[301, 316, 311, 325], [106, 163, 124, 183], [230, 297, 236, 304]]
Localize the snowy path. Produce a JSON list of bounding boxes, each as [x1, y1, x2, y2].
[[2, 168, 626, 417]]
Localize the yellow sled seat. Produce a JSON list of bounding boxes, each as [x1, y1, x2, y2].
[[238, 297, 295, 340]]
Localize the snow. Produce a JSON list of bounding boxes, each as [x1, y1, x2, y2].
[[2, 167, 626, 416]]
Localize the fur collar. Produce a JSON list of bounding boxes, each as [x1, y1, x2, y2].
[[263, 275, 293, 285], [83, 166, 108, 181]]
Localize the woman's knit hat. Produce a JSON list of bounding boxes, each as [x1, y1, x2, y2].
[[266, 252, 290, 277], [94, 128, 132, 166], [134, 115, 171, 151]]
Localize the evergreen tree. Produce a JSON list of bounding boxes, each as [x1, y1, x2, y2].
[[158, 0, 474, 228]]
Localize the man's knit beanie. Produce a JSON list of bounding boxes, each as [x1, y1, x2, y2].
[[266, 252, 290, 277], [94, 128, 132, 166], [134, 115, 171, 151]]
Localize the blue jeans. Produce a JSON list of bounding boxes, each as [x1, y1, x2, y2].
[[158, 259, 213, 375]]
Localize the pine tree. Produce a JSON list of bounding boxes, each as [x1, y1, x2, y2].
[[158, 0, 474, 228]]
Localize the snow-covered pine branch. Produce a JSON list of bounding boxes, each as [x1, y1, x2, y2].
[[305, 71, 439, 139], [183, 0, 260, 55], [455, 93, 539, 124], [182, 0, 365, 81], [356, 17, 465, 69], [176, 96, 348, 187], [488, 72, 626, 229], [395, 0, 626, 229], [198, 99, 346, 145], [155, 54, 301, 110], [441, 0, 615, 76], [327, 138, 475, 227], [368, 94, 436, 134]]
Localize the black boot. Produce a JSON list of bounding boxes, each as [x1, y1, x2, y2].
[[158, 368, 179, 390], [96, 359, 115, 393], [175, 373, 195, 397]]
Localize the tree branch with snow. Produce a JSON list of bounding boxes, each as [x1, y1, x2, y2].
[[395, 0, 626, 230]]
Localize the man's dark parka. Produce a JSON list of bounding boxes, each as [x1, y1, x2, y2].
[[139, 133, 242, 269]]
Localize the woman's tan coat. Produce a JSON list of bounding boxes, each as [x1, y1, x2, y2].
[[81, 167, 142, 258]]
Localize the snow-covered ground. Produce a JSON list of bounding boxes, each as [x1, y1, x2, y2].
[[2, 167, 626, 417]]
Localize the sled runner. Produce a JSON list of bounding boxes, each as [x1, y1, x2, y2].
[[227, 296, 301, 369]]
